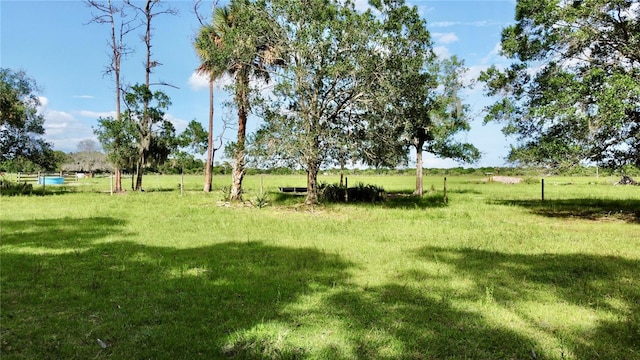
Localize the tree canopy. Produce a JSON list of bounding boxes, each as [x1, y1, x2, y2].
[[480, 0, 640, 170], [248, 0, 479, 202], [0, 68, 53, 168]]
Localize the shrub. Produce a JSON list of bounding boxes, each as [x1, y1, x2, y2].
[[0, 179, 34, 196], [319, 182, 386, 203]]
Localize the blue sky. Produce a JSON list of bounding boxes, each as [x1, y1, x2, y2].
[[1, 0, 516, 168]]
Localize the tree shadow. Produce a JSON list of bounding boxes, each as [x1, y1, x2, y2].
[[381, 193, 447, 209], [309, 246, 639, 359], [493, 198, 640, 223], [323, 284, 541, 359], [0, 185, 80, 197], [1, 217, 130, 249], [1, 219, 352, 359], [409, 246, 640, 359]]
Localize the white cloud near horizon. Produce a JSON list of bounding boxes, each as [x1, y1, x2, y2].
[[34, 97, 99, 152]]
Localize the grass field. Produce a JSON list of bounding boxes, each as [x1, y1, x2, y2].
[[1, 174, 639, 359]]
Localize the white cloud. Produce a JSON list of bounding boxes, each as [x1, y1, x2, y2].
[[35, 99, 98, 152], [188, 71, 234, 91], [165, 113, 190, 134], [72, 95, 95, 99], [188, 72, 210, 91], [462, 64, 489, 87], [352, 0, 372, 12], [417, 5, 435, 18], [433, 46, 451, 59], [430, 21, 457, 28], [433, 32, 459, 44], [76, 110, 117, 118], [421, 154, 460, 169], [481, 42, 503, 63], [430, 20, 505, 28], [37, 96, 49, 109]]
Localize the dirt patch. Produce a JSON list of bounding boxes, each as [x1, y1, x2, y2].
[[490, 176, 523, 184]]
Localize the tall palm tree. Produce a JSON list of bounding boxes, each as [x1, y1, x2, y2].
[[194, 23, 225, 192], [198, 0, 283, 201]]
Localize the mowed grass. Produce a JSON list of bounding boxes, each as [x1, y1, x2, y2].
[[1, 174, 639, 359]]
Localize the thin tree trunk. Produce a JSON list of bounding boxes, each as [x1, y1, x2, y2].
[[135, 0, 153, 192], [204, 79, 214, 192], [111, 0, 123, 192]]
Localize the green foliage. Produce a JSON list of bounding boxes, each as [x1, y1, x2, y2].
[[157, 156, 204, 175], [94, 115, 138, 172], [252, 0, 411, 203], [0, 68, 53, 166], [480, 0, 640, 170], [249, 0, 480, 202], [196, 0, 286, 200], [0, 177, 33, 196], [252, 191, 270, 209], [319, 182, 386, 203], [177, 120, 208, 155]]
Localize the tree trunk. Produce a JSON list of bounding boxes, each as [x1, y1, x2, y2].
[[230, 149, 245, 200], [203, 79, 214, 192], [114, 168, 122, 192], [135, 147, 145, 191], [305, 161, 320, 205], [414, 141, 424, 196], [230, 70, 249, 201], [135, 157, 143, 191], [135, 168, 143, 190]]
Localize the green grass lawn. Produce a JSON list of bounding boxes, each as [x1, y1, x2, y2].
[[1, 174, 639, 359]]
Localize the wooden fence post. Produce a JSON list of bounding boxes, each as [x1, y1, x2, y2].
[[260, 175, 264, 195], [443, 177, 447, 204], [541, 178, 545, 202], [345, 177, 348, 202]]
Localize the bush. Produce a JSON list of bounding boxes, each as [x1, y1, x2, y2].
[[0, 179, 33, 196], [319, 182, 386, 203]]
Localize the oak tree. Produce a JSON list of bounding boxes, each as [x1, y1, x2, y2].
[[480, 0, 640, 170]]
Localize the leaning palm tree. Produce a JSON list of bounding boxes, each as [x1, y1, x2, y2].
[[204, 0, 284, 201]]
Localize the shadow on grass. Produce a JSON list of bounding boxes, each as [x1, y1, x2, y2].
[[324, 284, 540, 359], [1, 217, 352, 359], [381, 192, 447, 209], [493, 198, 640, 223], [408, 246, 639, 359], [6, 219, 637, 358], [314, 247, 639, 358], [0, 185, 81, 197], [1, 217, 129, 249]]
